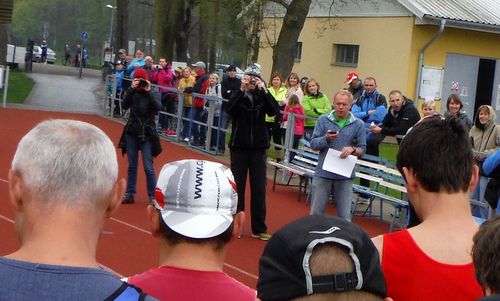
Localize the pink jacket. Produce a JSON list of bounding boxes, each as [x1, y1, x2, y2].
[[283, 104, 305, 135], [157, 66, 175, 93]]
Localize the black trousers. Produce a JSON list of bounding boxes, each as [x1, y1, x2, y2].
[[230, 148, 268, 234]]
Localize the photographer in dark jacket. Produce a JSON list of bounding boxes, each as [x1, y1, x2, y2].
[[227, 64, 279, 241], [119, 68, 162, 204]]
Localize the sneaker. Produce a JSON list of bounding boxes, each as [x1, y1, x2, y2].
[[168, 130, 177, 136], [182, 137, 189, 143], [121, 194, 135, 204], [252, 233, 272, 241]]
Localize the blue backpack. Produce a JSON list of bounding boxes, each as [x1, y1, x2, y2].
[[104, 282, 150, 301]]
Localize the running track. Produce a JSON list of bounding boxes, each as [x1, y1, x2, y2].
[[0, 108, 390, 289]]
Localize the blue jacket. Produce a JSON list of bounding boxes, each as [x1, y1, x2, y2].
[[127, 58, 145, 78], [482, 149, 500, 177], [310, 111, 366, 180], [351, 91, 387, 127]]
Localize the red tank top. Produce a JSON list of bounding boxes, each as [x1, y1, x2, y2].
[[382, 229, 483, 301]]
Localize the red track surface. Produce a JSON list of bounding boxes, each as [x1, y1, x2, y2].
[[0, 107, 390, 289]]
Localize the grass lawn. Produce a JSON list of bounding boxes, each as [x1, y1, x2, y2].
[[0, 69, 34, 104]]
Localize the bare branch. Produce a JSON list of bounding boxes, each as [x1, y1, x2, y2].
[[268, 0, 289, 9]]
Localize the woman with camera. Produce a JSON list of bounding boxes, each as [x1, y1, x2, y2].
[[119, 68, 162, 204]]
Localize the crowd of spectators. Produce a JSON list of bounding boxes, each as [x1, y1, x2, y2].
[[86, 53, 500, 300]]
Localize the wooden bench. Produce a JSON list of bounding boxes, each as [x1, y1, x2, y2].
[[268, 147, 409, 231], [268, 150, 317, 201], [352, 157, 409, 232]]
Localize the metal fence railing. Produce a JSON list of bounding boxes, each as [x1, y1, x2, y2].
[[102, 74, 319, 159]]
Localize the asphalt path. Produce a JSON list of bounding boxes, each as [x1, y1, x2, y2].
[[21, 63, 105, 114]]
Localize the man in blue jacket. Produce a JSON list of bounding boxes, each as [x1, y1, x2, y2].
[[310, 90, 366, 220]]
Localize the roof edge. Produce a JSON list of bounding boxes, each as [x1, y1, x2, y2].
[[421, 15, 500, 34], [396, 0, 426, 19]]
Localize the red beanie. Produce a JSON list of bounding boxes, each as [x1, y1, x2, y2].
[[134, 68, 148, 79]]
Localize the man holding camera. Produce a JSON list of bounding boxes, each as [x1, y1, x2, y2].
[[119, 68, 162, 205], [226, 64, 279, 240]]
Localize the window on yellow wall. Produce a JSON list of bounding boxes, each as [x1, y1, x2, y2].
[[295, 42, 302, 62], [333, 44, 359, 67]]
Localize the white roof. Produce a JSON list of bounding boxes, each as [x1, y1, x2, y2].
[[397, 0, 500, 26]]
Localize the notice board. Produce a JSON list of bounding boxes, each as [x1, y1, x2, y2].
[[419, 66, 444, 99]]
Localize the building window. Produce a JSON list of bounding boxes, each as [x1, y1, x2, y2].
[[333, 44, 359, 67], [295, 42, 302, 62]]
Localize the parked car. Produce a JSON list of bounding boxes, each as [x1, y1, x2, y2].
[[31, 45, 56, 64]]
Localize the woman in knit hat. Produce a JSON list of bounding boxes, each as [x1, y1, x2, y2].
[[118, 68, 162, 204]]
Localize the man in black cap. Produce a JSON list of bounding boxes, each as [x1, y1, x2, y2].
[[218, 65, 241, 155], [257, 215, 391, 300]]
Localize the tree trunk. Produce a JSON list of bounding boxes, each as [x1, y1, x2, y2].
[[271, 0, 312, 77], [198, 1, 209, 64], [0, 24, 7, 65], [247, 0, 263, 67], [116, 0, 129, 52], [174, 1, 192, 62], [208, 0, 221, 73], [155, 0, 183, 61]]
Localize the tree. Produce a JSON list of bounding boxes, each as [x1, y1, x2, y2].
[[270, 0, 312, 78], [154, 0, 183, 61], [238, 0, 264, 67], [116, 0, 129, 52], [208, 0, 221, 72], [174, 0, 194, 62]]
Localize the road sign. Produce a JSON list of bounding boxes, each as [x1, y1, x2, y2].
[[80, 31, 89, 42]]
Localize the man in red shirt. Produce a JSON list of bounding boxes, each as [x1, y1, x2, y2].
[[126, 159, 255, 301], [372, 115, 483, 301]]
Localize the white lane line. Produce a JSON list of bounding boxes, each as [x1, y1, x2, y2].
[[0, 213, 123, 277], [99, 263, 124, 278], [224, 262, 258, 280], [0, 178, 8, 183], [109, 216, 259, 280], [109, 217, 152, 235], [0, 214, 14, 223]]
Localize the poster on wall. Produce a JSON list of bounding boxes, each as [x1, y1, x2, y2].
[[419, 66, 444, 99]]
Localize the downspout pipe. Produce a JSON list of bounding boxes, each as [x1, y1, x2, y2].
[[414, 18, 446, 103]]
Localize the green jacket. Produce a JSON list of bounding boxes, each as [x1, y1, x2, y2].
[[303, 92, 331, 127], [266, 86, 287, 122]]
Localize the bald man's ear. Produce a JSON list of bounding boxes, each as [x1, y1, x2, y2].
[[106, 178, 125, 217], [8, 169, 24, 211]]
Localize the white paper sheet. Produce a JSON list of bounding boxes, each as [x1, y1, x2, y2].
[[322, 148, 357, 177]]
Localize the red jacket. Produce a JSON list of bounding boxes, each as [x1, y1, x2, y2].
[[193, 70, 210, 108]]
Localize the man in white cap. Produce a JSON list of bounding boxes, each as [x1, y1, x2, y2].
[[345, 71, 363, 103], [127, 159, 256, 301]]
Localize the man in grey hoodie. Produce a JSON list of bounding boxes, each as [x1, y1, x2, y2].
[[309, 90, 366, 220]]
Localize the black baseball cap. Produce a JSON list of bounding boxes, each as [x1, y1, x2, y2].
[[227, 65, 237, 71], [257, 215, 387, 300]]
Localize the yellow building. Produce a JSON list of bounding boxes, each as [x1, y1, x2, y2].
[[258, 0, 500, 120]]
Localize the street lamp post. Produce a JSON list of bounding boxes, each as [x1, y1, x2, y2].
[[106, 5, 116, 52]]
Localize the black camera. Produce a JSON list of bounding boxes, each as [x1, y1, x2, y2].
[[250, 77, 257, 85], [138, 79, 148, 88]]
